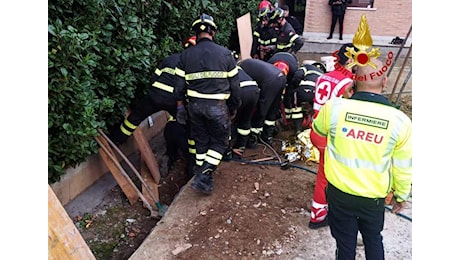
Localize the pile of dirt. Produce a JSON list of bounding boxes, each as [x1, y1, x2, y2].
[[71, 94, 412, 260]]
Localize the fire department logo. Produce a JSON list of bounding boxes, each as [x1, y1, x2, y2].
[[344, 14, 381, 69]]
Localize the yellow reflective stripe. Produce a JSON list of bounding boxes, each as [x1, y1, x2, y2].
[[207, 149, 223, 160], [284, 107, 293, 113], [327, 146, 391, 173], [300, 80, 316, 87], [155, 68, 162, 77], [120, 125, 134, 136], [185, 71, 229, 80], [292, 107, 302, 112], [188, 147, 196, 154], [290, 34, 300, 43], [188, 139, 195, 145], [306, 70, 323, 77], [264, 120, 276, 126], [277, 43, 293, 49], [123, 119, 137, 130], [251, 127, 263, 134], [187, 89, 230, 100], [192, 18, 216, 28], [152, 81, 174, 93], [228, 67, 238, 78], [161, 67, 175, 75], [240, 80, 257, 87], [205, 157, 220, 166], [300, 67, 307, 74], [196, 160, 204, 166], [254, 31, 260, 37], [196, 153, 206, 160], [291, 113, 304, 119], [258, 39, 272, 45], [393, 157, 412, 169], [175, 67, 185, 77], [237, 128, 251, 135], [205, 149, 223, 166]]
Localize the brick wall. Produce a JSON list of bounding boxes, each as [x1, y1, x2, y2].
[[304, 0, 412, 39]]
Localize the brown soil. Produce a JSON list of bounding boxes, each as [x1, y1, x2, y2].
[[73, 52, 412, 259], [74, 93, 411, 259]]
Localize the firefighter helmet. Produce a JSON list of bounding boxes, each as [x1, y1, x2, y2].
[[258, 0, 273, 11], [268, 7, 284, 25], [311, 62, 327, 73], [258, 7, 270, 21], [183, 36, 197, 49], [273, 60, 290, 76], [191, 13, 217, 34]]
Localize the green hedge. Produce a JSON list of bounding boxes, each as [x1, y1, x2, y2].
[[48, 0, 260, 183]]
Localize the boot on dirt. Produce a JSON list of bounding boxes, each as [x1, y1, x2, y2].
[[260, 125, 275, 145], [246, 132, 259, 149], [191, 163, 216, 195]]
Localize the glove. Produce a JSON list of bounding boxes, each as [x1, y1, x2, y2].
[[176, 105, 187, 125]]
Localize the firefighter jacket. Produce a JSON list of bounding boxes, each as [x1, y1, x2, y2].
[[239, 58, 285, 88], [149, 53, 181, 98], [312, 69, 353, 119], [174, 38, 241, 111], [274, 22, 304, 54], [312, 91, 412, 202], [251, 22, 277, 60]]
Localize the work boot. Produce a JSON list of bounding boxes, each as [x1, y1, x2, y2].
[[191, 163, 216, 195], [293, 118, 303, 135], [247, 133, 259, 149], [260, 125, 275, 145], [222, 148, 233, 162]]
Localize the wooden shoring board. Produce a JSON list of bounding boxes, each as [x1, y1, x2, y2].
[[48, 185, 96, 260], [96, 135, 139, 205], [133, 127, 161, 185], [141, 160, 160, 210], [237, 13, 253, 61]]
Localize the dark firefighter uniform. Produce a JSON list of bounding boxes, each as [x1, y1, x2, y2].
[[251, 7, 278, 61], [266, 52, 299, 134], [174, 14, 241, 194], [284, 63, 325, 133], [108, 53, 182, 145], [231, 65, 260, 157], [239, 58, 287, 146], [268, 7, 304, 54]]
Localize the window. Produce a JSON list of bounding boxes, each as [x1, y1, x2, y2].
[[348, 0, 374, 8]]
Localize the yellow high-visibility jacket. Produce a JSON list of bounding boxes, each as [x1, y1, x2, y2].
[[312, 94, 412, 202]]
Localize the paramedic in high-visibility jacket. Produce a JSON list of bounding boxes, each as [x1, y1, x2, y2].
[[312, 57, 412, 260]]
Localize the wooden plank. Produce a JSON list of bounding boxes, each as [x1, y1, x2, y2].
[[133, 128, 161, 184], [96, 136, 139, 205], [237, 13, 253, 61], [141, 160, 160, 210], [48, 185, 96, 260]]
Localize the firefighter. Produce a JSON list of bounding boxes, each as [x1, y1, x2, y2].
[[308, 43, 358, 229], [162, 115, 192, 179], [284, 63, 325, 134], [265, 52, 299, 134], [267, 7, 304, 55], [238, 58, 289, 147], [107, 36, 197, 145], [228, 54, 260, 159], [251, 6, 278, 61], [174, 13, 241, 195]]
